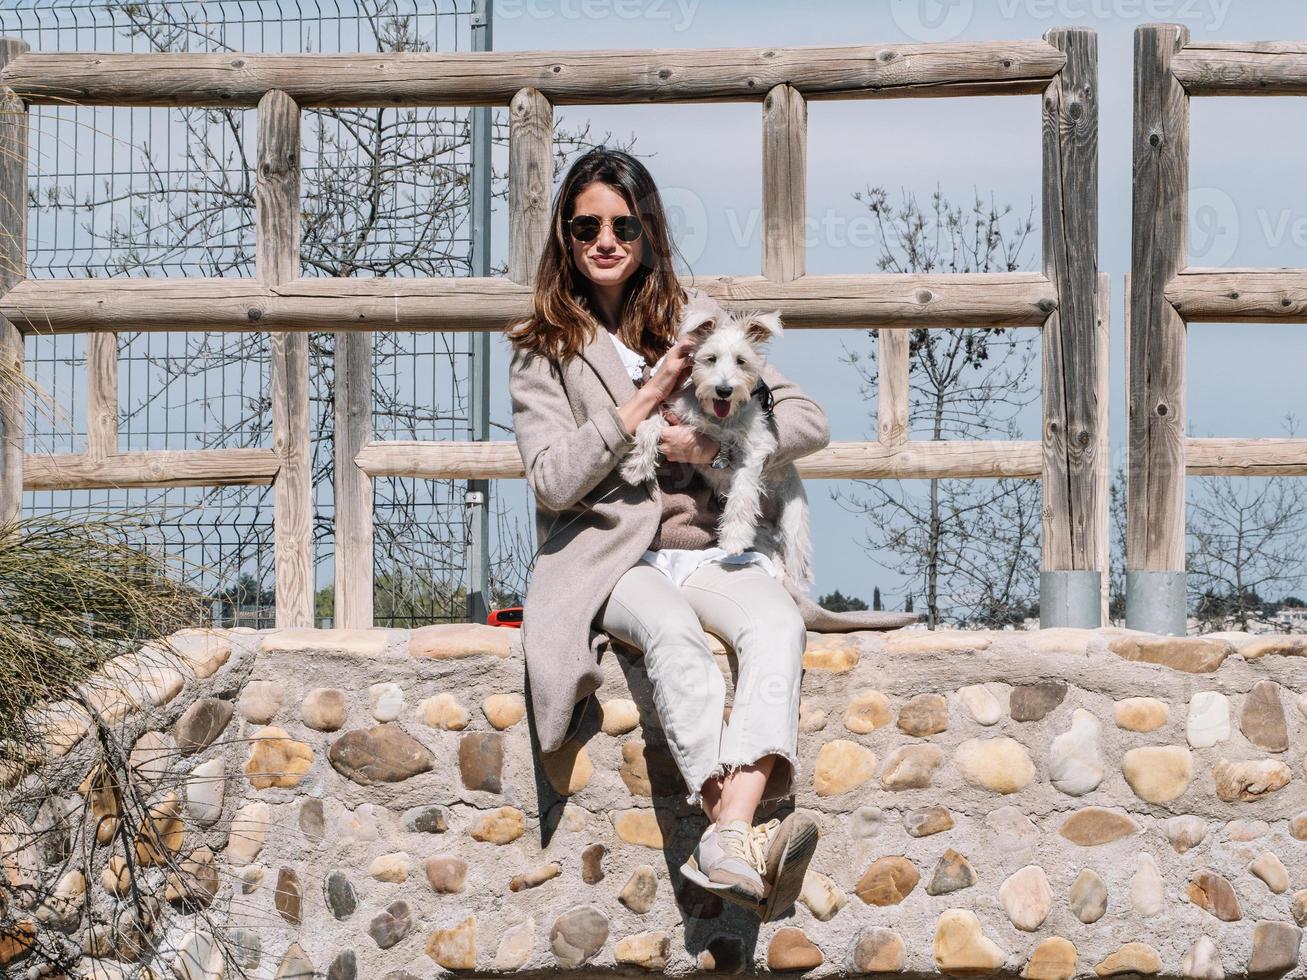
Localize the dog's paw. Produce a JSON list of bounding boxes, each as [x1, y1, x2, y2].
[[619, 454, 657, 485], [717, 529, 756, 555]]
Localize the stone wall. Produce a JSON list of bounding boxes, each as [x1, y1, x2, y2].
[[5, 623, 1307, 978]]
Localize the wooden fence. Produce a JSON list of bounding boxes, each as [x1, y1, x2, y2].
[[0, 30, 1108, 628], [1129, 25, 1307, 634]]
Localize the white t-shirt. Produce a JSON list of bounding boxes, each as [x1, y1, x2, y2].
[[606, 329, 780, 586]]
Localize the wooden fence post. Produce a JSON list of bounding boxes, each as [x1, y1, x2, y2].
[[877, 330, 910, 450], [762, 83, 806, 284], [508, 87, 553, 286], [1040, 27, 1102, 627], [85, 334, 118, 462], [335, 331, 373, 629], [258, 89, 314, 627], [1127, 23, 1190, 635], [0, 39, 29, 524], [1095, 272, 1111, 625]]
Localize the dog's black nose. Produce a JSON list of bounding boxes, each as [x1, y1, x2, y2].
[[715, 385, 733, 398]]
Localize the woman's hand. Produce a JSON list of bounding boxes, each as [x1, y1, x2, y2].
[[642, 337, 695, 403], [660, 409, 720, 464], [617, 336, 696, 436]]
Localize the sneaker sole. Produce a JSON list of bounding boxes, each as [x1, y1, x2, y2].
[[763, 814, 818, 921], [681, 854, 765, 911]]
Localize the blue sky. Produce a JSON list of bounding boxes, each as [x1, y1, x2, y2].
[[487, 0, 1307, 606]]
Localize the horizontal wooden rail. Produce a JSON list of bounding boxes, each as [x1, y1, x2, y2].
[[2, 41, 1065, 107], [1187, 438, 1307, 477], [802, 440, 1042, 479], [23, 448, 280, 491], [1173, 42, 1307, 96], [356, 439, 1042, 482], [0, 273, 1055, 335], [1165, 269, 1307, 322], [702, 273, 1055, 329], [357, 442, 525, 481], [1, 277, 526, 335]]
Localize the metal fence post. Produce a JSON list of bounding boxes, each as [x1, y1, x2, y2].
[[466, 0, 493, 624], [0, 39, 28, 524]]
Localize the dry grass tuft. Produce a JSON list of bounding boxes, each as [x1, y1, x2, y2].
[[0, 514, 207, 759]]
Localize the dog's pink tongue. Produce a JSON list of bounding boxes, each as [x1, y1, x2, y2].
[[713, 399, 730, 418]]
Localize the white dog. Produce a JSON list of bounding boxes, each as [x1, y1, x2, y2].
[[619, 291, 814, 588]]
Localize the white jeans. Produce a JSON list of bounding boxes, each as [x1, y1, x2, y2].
[[597, 560, 806, 807]]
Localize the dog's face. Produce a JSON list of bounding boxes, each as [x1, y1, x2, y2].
[[678, 297, 783, 421]]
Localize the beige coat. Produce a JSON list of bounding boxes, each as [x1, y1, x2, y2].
[[508, 299, 918, 753]]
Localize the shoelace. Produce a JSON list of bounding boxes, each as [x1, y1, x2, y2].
[[717, 821, 768, 875], [751, 819, 781, 872]]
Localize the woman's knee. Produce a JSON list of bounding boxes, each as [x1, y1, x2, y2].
[[687, 568, 806, 658], [645, 604, 712, 652], [744, 602, 807, 661], [735, 605, 806, 700], [779, 603, 808, 652], [635, 606, 721, 693]]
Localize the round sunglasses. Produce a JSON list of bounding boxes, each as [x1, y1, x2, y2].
[[566, 213, 644, 244]]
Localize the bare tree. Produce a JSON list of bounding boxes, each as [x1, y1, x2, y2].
[[1108, 466, 1127, 624], [833, 187, 1040, 628], [36, 2, 619, 622], [1187, 419, 1307, 632]]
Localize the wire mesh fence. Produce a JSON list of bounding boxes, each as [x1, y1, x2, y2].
[[5, 0, 513, 628]]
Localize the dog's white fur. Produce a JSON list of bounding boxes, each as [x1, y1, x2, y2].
[[618, 291, 813, 589]]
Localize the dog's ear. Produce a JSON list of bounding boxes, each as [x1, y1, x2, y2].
[[742, 310, 783, 346], [678, 309, 717, 346]]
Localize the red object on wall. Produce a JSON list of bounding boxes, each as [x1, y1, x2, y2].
[[487, 607, 523, 628]]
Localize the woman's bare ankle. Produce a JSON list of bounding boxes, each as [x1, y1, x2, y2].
[[700, 777, 724, 823]]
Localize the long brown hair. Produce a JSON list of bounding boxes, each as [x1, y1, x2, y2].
[[507, 148, 685, 364]]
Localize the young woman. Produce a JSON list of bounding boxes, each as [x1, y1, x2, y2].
[[507, 148, 825, 918]]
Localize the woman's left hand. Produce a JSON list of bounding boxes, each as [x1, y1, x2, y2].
[[659, 410, 720, 464]]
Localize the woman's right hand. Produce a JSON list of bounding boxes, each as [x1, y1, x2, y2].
[[642, 337, 695, 403], [617, 337, 695, 435]]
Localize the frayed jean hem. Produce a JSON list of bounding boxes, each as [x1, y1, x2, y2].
[[683, 747, 802, 809]]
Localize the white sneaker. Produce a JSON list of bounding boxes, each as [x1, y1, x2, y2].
[[680, 819, 767, 907]]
